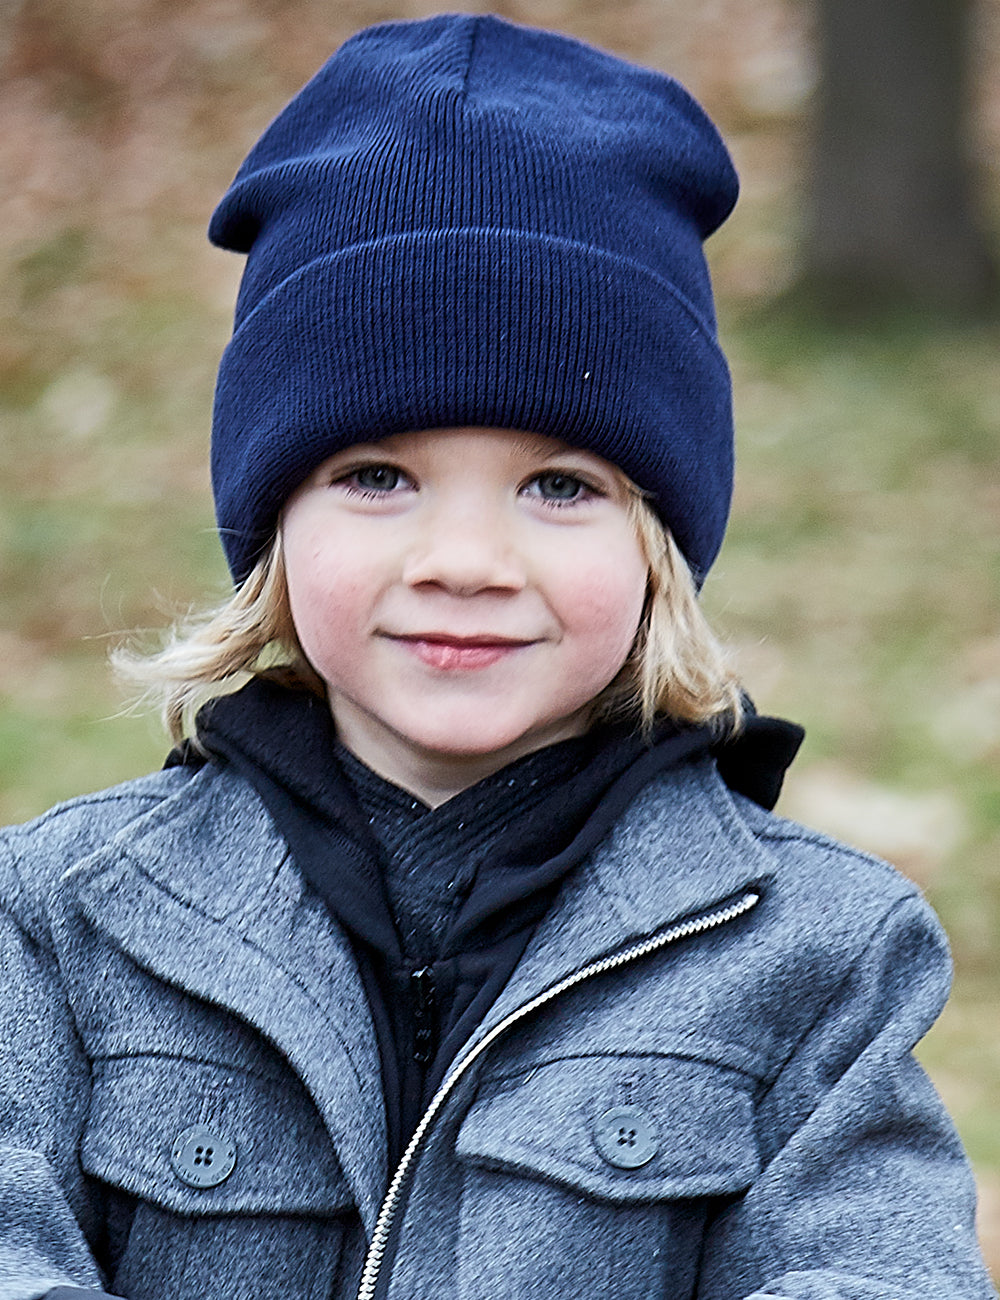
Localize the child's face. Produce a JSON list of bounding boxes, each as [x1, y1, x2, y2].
[[281, 427, 648, 803]]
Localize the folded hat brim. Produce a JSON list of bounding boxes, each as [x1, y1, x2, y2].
[[212, 227, 733, 584]]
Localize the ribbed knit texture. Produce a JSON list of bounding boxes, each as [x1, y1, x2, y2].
[[209, 14, 739, 582], [336, 736, 608, 961]]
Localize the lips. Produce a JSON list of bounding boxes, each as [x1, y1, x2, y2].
[[387, 633, 534, 672]]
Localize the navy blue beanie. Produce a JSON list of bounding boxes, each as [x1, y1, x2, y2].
[[209, 13, 739, 584]]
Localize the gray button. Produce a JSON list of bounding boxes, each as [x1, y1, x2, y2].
[[170, 1124, 237, 1188], [593, 1105, 658, 1169]]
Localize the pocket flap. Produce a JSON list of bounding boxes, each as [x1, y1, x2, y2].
[[455, 1053, 759, 1205], [82, 1055, 353, 1216]]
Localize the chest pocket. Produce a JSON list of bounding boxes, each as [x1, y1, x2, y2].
[[82, 1054, 354, 1300], [450, 1052, 759, 1300], [456, 1050, 758, 1201]]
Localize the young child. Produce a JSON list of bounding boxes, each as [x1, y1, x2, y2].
[[1, 14, 995, 1300]]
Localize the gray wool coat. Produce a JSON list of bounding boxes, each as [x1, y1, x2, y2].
[[0, 757, 995, 1300]]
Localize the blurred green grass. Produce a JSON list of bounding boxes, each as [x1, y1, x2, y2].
[[2, 0, 998, 1276]]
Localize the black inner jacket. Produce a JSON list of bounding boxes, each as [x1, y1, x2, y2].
[[173, 676, 803, 1166]]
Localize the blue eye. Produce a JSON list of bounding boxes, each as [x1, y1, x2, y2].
[[332, 461, 415, 501], [353, 464, 404, 492], [529, 471, 588, 502]]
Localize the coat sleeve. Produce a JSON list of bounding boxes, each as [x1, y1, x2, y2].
[[698, 892, 997, 1300], [0, 839, 112, 1300]]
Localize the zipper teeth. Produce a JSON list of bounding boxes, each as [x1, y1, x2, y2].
[[355, 888, 760, 1300]]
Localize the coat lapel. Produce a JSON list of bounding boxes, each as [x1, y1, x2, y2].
[[54, 764, 388, 1235]]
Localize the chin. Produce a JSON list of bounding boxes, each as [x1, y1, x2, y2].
[[410, 720, 578, 763], [414, 732, 530, 760]]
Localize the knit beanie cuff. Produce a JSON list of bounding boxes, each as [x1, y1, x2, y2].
[[212, 227, 733, 584]]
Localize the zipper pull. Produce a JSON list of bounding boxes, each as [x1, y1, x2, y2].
[[411, 966, 437, 1066]]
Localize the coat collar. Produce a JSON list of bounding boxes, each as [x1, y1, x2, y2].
[[57, 757, 772, 1228], [474, 758, 774, 1041]]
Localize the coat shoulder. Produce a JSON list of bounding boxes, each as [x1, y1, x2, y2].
[[627, 758, 925, 922], [726, 778, 923, 910], [622, 759, 941, 970], [714, 771, 947, 981], [0, 768, 198, 947]]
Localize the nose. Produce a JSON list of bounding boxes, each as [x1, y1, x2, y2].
[[401, 499, 526, 595]]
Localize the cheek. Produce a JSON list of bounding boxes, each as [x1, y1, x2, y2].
[[282, 527, 369, 672], [556, 542, 648, 661], [577, 577, 646, 661]]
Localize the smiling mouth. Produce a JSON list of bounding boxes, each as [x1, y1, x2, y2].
[[389, 633, 534, 672]]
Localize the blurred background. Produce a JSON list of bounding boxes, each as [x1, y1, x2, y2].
[[2, 0, 998, 1275]]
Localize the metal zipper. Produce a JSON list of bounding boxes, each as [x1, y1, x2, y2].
[[355, 886, 761, 1300], [410, 966, 437, 1066]]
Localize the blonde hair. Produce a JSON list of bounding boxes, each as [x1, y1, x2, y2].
[[116, 487, 743, 744], [596, 484, 744, 733], [113, 541, 321, 745]]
